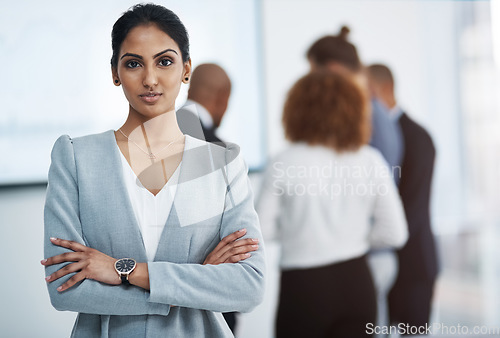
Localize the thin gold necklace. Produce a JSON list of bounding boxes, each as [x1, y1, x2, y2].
[[118, 128, 184, 160]]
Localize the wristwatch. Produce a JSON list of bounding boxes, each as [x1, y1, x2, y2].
[[114, 258, 136, 285]]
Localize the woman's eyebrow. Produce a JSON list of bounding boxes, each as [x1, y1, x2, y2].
[[120, 49, 178, 61], [153, 48, 178, 58], [120, 52, 143, 60]]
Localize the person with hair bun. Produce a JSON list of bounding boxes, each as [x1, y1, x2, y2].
[[307, 26, 361, 74], [256, 71, 408, 337], [41, 4, 265, 337], [307, 26, 404, 172]]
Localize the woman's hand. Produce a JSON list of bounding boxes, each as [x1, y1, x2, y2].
[[203, 229, 259, 265], [41, 237, 121, 292]]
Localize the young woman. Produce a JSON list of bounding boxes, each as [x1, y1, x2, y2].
[[256, 71, 407, 337], [307, 27, 407, 331], [41, 4, 265, 337]]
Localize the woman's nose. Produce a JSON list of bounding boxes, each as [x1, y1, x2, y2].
[[143, 66, 158, 88]]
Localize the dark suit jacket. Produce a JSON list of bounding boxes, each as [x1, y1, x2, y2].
[[394, 113, 438, 283], [176, 106, 224, 145]]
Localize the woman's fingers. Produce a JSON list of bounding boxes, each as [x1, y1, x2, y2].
[[204, 237, 259, 265], [212, 238, 259, 259], [218, 244, 259, 263], [225, 253, 252, 263], [42, 239, 121, 289], [45, 261, 86, 283], [222, 229, 247, 243], [210, 229, 247, 257], [49, 237, 88, 252], [56, 271, 86, 292], [41, 252, 85, 267], [203, 229, 247, 263], [229, 238, 259, 249], [202, 229, 260, 265]]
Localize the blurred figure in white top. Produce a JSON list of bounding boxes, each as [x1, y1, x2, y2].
[[256, 71, 408, 338]]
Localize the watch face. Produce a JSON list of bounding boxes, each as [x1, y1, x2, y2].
[[115, 258, 136, 273]]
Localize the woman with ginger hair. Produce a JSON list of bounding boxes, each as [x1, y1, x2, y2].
[[256, 71, 407, 337]]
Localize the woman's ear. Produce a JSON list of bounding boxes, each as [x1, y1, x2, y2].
[[182, 59, 192, 84], [111, 67, 121, 86]]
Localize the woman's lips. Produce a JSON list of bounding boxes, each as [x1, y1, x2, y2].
[[139, 93, 162, 103]]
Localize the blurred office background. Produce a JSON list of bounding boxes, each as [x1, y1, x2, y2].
[[1, 0, 500, 336]]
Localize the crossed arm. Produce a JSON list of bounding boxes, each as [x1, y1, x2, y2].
[[42, 135, 265, 315], [41, 229, 259, 292]]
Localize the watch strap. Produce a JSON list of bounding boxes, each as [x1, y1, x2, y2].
[[121, 274, 130, 285]]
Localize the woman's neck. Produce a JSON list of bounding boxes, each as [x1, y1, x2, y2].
[[118, 106, 184, 147]]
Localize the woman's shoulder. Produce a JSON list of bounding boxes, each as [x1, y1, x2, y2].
[[52, 130, 113, 148], [270, 142, 311, 158], [357, 145, 390, 166], [71, 130, 115, 147], [50, 130, 116, 163], [268, 143, 336, 163]]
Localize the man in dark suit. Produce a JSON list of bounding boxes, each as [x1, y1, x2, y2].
[[176, 63, 238, 332], [368, 64, 439, 334], [176, 63, 231, 147]]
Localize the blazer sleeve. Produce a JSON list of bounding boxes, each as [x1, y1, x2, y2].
[[146, 144, 266, 313], [44, 135, 171, 316], [368, 149, 409, 249]]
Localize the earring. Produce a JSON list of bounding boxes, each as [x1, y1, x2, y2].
[[185, 77, 189, 81], [114, 79, 119, 84]]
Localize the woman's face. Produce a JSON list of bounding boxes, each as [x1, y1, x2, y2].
[[113, 24, 191, 119]]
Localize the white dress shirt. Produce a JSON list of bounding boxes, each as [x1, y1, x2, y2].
[[183, 99, 214, 129], [256, 143, 408, 270], [117, 143, 182, 261]]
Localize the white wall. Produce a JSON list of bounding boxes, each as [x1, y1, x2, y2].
[[0, 187, 76, 337]]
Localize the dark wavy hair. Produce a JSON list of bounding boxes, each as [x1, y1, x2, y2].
[[283, 71, 370, 151], [306, 26, 361, 72], [111, 3, 190, 68]]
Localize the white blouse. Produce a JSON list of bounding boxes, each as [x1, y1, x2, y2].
[[256, 143, 408, 270], [117, 144, 182, 261]]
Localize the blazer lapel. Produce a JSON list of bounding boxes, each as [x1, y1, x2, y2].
[[107, 129, 148, 262], [153, 135, 227, 261]]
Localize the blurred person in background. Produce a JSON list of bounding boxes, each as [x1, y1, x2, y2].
[[368, 64, 438, 335], [177, 63, 238, 332], [176, 63, 231, 146], [307, 26, 405, 334], [307, 26, 404, 172], [256, 71, 408, 337]]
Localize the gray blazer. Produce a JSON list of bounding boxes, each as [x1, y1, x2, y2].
[[43, 130, 266, 338]]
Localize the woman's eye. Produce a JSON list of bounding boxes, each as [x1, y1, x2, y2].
[[159, 59, 172, 67], [126, 60, 141, 68]]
